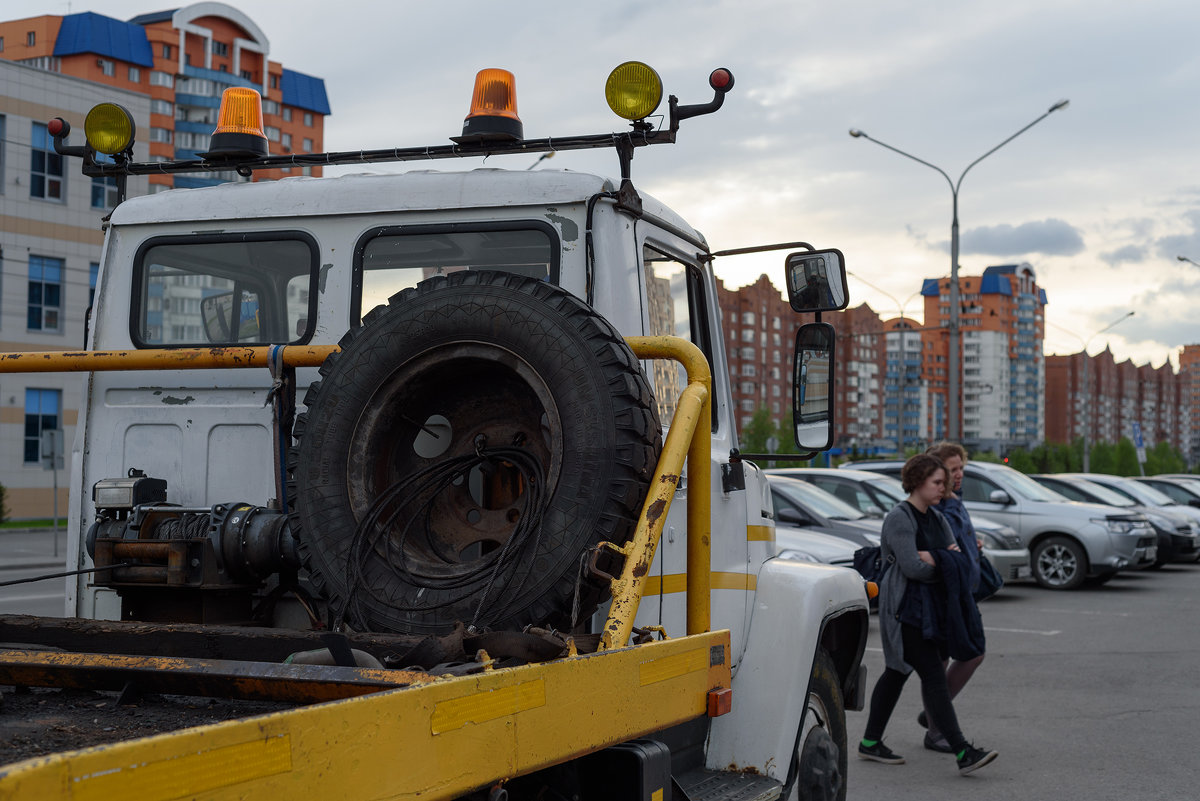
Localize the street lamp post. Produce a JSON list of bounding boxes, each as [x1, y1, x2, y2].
[[1049, 311, 1134, 472], [848, 271, 921, 455], [1177, 255, 1200, 268], [849, 99, 1069, 442]]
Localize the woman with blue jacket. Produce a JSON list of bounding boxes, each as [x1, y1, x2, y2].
[[856, 453, 998, 775]]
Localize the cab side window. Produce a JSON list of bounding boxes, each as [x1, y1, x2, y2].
[[642, 244, 711, 427]]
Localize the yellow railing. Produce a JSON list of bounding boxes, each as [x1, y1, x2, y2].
[[0, 338, 714, 647]]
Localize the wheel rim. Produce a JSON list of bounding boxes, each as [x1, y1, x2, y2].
[[345, 342, 563, 581], [1037, 543, 1078, 586]]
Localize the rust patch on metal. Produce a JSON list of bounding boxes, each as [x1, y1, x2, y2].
[[646, 498, 667, 524], [631, 560, 650, 578], [659, 473, 679, 484]]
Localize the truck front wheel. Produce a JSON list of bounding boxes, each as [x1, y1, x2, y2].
[[789, 649, 847, 801]]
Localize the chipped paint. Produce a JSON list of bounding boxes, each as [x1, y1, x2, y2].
[[545, 213, 579, 242], [161, 395, 195, 405]]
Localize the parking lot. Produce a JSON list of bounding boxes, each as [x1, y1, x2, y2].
[[845, 565, 1200, 800]]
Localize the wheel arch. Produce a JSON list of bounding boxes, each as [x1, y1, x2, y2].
[[1028, 530, 1095, 573]]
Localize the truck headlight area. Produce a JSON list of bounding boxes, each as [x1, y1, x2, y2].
[[605, 61, 663, 120], [83, 102, 136, 155]]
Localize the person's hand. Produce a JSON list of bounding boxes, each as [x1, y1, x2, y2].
[[977, 538, 985, 551], [918, 550, 935, 566], [948, 543, 961, 552]]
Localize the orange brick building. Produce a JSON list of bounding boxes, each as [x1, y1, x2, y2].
[[0, 5, 329, 190]]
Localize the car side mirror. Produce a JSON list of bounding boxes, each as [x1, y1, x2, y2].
[[793, 322, 835, 452], [785, 249, 849, 313], [777, 508, 811, 525], [988, 489, 1013, 505]]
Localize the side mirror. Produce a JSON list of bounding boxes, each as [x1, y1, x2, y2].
[[785, 249, 849, 313], [1188, 499, 1200, 509], [988, 489, 1013, 505], [777, 508, 811, 525], [793, 322, 835, 452]]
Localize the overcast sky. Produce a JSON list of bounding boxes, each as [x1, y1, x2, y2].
[[40, 0, 1200, 368]]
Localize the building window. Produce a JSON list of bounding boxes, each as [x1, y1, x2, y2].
[[30, 122, 64, 201], [240, 69, 253, 81], [128, 66, 141, 82], [281, 132, 291, 149], [265, 125, 281, 142], [302, 137, 313, 152], [303, 112, 313, 127], [151, 99, 174, 116], [27, 31, 36, 46], [92, 175, 119, 208], [24, 389, 60, 463], [262, 98, 280, 115], [0, 36, 5, 52], [213, 41, 229, 57], [98, 59, 115, 76], [149, 127, 173, 144], [162, 44, 172, 58], [0, 114, 5, 192], [150, 70, 174, 88], [270, 73, 279, 89], [28, 255, 63, 331], [282, 107, 292, 122]]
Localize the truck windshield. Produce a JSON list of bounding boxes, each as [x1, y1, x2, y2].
[[134, 235, 317, 346], [357, 226, 556, 322]]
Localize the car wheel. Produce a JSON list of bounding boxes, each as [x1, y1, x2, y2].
[[1031, 536, 1088, 590], [786, 649, 847, 801]]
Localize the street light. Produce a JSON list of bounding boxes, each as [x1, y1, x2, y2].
[[849, 99, 1069, 442], [847, 272, 922, 455], [1177, 255, 1200, 268], [1049, 311, 1134, 472]]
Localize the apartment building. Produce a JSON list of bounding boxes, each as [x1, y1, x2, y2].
[[0, 5, 330, 191], [0, 59, 151, 518]]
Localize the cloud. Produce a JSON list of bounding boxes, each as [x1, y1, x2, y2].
[[960, 219, 1086, 256], [1155, 209, 1200, 260], [1100, 244, 1147, 265]]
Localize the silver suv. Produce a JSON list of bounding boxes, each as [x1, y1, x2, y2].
[[842, 460, 1157, 590]]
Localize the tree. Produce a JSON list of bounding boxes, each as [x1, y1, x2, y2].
[[1007, 448, 1037, 474], [1089, 441, 1116, 474], [1114, 437, 1140, 476], [740, 407, 775, 455], [1145, 441, 1185, 475]]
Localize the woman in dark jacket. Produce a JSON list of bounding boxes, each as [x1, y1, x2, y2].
[[856, 453, 998, 775]]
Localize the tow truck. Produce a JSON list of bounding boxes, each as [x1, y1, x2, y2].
[[0, 62, 869, 800]]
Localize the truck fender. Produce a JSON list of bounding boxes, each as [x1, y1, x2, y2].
[[705, 558, 868, 784]]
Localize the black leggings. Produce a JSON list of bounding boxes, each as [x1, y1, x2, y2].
[[863, 623, 968, 752]]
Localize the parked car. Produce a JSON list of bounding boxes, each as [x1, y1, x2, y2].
[[1134, 476, 1200, 510], [768, 467, 1030, 582], [1032, 474, 1198, 567], [842, 460, 1158, 589], [1054, 473, 1200, 564], [765, 475, 882, 551]]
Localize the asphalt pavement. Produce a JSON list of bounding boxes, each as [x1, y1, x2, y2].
[[0, 528, 70, 572]]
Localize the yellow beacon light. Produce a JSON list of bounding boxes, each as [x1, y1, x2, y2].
[[605, 61, 663, 121], [202, 87, 269, 158], [84, 103, 136, 155], [456, 68, 523, 142]]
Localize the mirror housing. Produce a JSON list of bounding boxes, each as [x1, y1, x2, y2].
[[785, 249, 849, 313], [988, 489, 1013, 505], [793, 322, 835, 452]]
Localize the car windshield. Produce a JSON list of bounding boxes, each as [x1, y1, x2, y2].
[[998, 468, 1071, 502], [771, 478, 865, 521], [1114, 480, 1174, 506], [1074, 480, 1137, 507], [867, 476, 906, 504]]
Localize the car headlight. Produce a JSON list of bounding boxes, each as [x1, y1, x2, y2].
[[1094, 517, 1137, 535]]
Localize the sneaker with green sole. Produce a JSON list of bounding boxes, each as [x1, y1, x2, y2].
[[858, 740, 905, 765]]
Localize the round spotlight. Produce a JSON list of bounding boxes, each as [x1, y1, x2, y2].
[[84, 103, 136, 155], [605, 61, 663, 121]]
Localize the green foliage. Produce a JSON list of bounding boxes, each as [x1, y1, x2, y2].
[[1089, 441, 1116, 474], [1114, 438, 1140, 476], [970, 450, 1001, 464], [1145, 441, 1186, 475], [740, 407, 775, 454], [1006, 449, 1038, 474]]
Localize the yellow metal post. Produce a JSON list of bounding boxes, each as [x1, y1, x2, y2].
[[600, 337, 712, 649]]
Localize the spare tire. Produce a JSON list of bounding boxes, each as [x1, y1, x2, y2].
[[289, 270, 661, 635]]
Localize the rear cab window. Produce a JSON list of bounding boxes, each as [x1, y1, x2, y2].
[[353, 223, 559, 323], [132, 233, 318, 346]]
